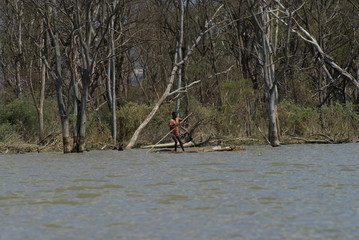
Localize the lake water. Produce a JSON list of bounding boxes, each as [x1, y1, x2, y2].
[[0, 144, 358, 240]]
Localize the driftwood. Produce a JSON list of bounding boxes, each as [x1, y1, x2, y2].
[[291, 134, 351, 144], [149, 146, 245, 153], [291, 137, 333, 144]]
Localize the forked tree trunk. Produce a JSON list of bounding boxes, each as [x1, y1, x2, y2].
[[54, 52, 71, 153], [71, 1, 111, 152], [30, 0, 73, 152], [73, 70, 90, 152], [49, 1, 72, 153], [263, 32, 280, 147], [248, 0, 280, 147]]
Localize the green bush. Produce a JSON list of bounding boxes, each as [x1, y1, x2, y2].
[[219, 79, 265, 137], [117, 102, 152, 142], [0, 122, 21, 142], [0, 96, 37, 137], [279, 101, 359, 139], [115, 101, 194, 145], [0, 96, 59, 142], [42, 98, 60, 131], [279, 101, 318, 135], [320, 103, 359, 137]]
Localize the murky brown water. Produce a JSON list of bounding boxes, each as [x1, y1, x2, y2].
[[1, 144, 358, 240]]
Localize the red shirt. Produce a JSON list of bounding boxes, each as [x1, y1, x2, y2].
[[169, 117, 182, 135]]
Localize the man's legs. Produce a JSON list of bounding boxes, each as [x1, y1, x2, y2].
[[176, 136, 185, 151], [172, 136, 178, 151]]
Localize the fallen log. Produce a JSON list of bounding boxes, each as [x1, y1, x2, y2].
[[291, 136, 351, 144]]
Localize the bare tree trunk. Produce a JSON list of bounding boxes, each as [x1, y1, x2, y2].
[[209, 31, 222, 106], [109, 16, 117, 146], [28, 54, 46, 143], [37, 21, 47, 143], [267, 85, 280, 146], [248, 0, 280, 147], [74, 69, 90, 152], [15, 0, 23, 97], [48, 1, 72, 153], [263, 33, 280, 147], [126, 5, 224, 149], [175, 0, 185, 112], [126, 63, 180, 149], [72, 1, 111, 152], [54, 35, 71, 153], [31, 0, 72, 152], [38, 55, 46, 142]]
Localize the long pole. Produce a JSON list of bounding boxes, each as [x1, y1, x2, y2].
[[147, 112, 192, 153]]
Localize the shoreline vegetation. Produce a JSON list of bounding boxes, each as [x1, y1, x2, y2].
[[2, 95, 359, 153], [1, 136, 359, 154], [1, 96, 359, 154], [1, 93, 359, 154], [1, 2, 358, 153]]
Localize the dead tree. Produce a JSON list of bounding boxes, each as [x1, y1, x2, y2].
[[273, 0, 359, 89], [247, 0, 280, 147], [126, 4, 224, 149], [70, 1, 116, 152], [36, 0, 72, 153]]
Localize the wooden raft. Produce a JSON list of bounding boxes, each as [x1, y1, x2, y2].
[[149, 146, 245, 153], [142, 141, 195, 149]]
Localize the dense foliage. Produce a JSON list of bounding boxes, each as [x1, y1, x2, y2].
[[0, 0, 358, 152]]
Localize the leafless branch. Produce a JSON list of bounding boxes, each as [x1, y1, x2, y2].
[[169, 65, 234, 97]]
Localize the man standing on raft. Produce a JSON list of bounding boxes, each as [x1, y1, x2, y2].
[[169, 111, 185, 151]]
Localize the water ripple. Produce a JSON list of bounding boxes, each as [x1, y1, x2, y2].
[[0, 145, 358, 240]]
